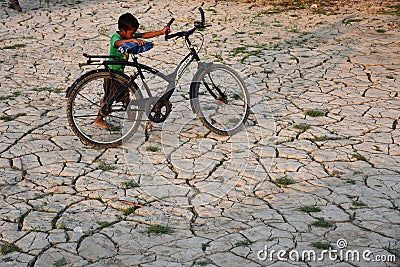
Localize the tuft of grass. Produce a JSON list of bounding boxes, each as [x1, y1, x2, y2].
[[146, 146, 160, 152], [343, 18, 364, 25], [196, 258, 213, 266], [352, 153, 368, 162], [108, 125, 122, 132], [0, 91, 21, 101], [234, 239, 253, 247], [294, 123, 310, 133], [276, 176, 295, 185], [346, 179, 356, 185], [0, 115, 14, 122], [0, 113, 26, 122], [311, 241, 332, 250], [96, 221, 113, 228], [123, 207, 137, 216], [231, 46, 264, 63], [309, 135, 342, 142], [146, 225, 173, 235], [59, 222, 72, 231], [352, 201, 367, 207], [232, 93, 242, 100], [228, 118, 241, 124], [376, 29, 386, 33], [97, 160, 116, 171], [0, 242, 20, 255], [54, 257, 68, 267], [2, 44, 26, 50], [310, 218, 334, 228], [122, 180, 140, 189], [201, 243, 210, 252], [299, 206, 321, 213], [232, 46, 247, 56], [33, 87, 63, 93], [305, 109, 326, 117]]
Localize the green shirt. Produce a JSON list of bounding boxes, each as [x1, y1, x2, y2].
[[109, 32, 125, 71]]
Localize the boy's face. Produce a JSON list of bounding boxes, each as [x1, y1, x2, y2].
[[120, 28, 137, 39]]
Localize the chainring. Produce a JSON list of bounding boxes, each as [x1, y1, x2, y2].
[[146, 98, 172, 123]]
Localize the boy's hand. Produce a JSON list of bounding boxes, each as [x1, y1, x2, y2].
[[162, 26, 170, 35], [132, 39, 146, 46]]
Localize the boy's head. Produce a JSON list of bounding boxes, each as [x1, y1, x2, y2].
[[118, 13, 139, 39]]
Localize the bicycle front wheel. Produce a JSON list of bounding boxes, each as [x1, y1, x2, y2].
[[66, 69, 143, 148], [191, 64, 250, 136]]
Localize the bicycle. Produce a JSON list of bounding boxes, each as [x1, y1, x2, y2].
[[66, 7, 250, 148]]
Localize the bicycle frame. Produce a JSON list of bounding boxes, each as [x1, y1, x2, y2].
[[104, 34, 200, 101], [65, 22, 222, 120]]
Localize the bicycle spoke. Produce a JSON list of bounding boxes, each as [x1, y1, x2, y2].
[[77, 92, 101, 107], [192, 64, 249, 135], [67, 70, 144, 147]]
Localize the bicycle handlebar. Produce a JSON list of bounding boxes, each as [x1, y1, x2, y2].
[[165, 18, 175, 40], [166, 18, 175, 27], [199, 7, 205, 24], [165, 6, 211, 41]]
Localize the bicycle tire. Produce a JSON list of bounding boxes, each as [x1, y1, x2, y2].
[[66, 69, 143, 148], [190, 64, 250, 136]]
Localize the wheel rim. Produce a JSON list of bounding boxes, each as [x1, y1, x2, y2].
[[70, 73, 142, 145], [196, 67, 248, 133]]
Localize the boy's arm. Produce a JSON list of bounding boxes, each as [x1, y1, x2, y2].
[[138, 26, 170, 39], [114, 38, 146, 47]]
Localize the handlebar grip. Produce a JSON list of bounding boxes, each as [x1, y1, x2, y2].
[[199, 7, 205, 24], [166, 18, 175, 27], [165, 18, 175, 40]]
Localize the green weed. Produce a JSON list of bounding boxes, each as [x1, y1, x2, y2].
[[0, 242, 20, 255], [234, 239, 253, 247], [0, 113, 26, 122], [1, 44, 26, 50], [309, 135, 342, 142], [123, 207, 137, 216], [310, 218, 334, 228], [97, 160, 116, 171], [122, 180, 140, 189], [294, 123, 310, 133], [305, 109, 326, 117], [276, 176, 295, 185], [352, 201, 367, 207], [352, 153, 368, 162], [54, 257, 68, 267], [311, 241, 332, 250], [299, 206, 321, 213], [146, 146, 160, 152], [146, 225, 173, 235]]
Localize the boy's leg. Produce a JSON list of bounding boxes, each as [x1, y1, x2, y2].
[[93, 78, 113, 128], [9, 0, 22, 12]]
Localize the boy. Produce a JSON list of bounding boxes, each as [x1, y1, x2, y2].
[[9, 0, 22, 12], [94, 13, 170, 128]]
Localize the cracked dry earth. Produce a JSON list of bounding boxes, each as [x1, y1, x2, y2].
[[0, 0, 399, 266]]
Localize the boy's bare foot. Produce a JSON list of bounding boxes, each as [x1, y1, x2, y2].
[[93, 116, 113, 129], [9, 0, 22, 12]]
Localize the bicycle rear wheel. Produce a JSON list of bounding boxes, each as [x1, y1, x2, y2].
[[66, 69, 143, 148], [191, 64, 250, 135]]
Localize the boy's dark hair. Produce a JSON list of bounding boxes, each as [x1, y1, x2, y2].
[[118, 13, 139, 30]]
